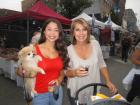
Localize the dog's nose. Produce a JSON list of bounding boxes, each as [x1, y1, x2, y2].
[[33, 54, 35, 57]]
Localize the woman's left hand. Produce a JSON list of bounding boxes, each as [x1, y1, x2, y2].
[[106, 81, 118, 94], [48, 79, 60, 92]]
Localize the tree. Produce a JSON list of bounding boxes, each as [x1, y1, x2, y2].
[[59, 0, 93, 19], [110, 9, 121, 25], [43, 0, 57, 9]]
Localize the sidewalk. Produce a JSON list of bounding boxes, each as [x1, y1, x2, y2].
[[110, 56, 132, 65]]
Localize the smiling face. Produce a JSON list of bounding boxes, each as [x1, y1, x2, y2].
[[71, 18, 91, 45], [73, 23, 88, 43], [44, 22, 59, 42]]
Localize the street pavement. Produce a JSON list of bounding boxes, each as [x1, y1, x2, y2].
[[0, 56, 140, 105]]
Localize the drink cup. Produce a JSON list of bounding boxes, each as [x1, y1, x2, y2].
[[85, 67, 89, 71]]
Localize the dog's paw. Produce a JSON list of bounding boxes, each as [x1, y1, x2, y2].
[[37, 55, 42, 61], [40, 69, 45, 74], [30, 72, 37, 77]]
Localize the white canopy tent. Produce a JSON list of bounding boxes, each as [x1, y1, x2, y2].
[[72, 12, 92, 23], [105, 16, 122, 30], [92, 14, 105, 28], [72, 12, 105, 28]]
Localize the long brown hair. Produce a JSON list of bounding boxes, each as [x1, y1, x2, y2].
[[38, 18, 69, 69]]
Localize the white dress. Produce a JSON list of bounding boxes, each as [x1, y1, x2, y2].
[[67, 40, 107, 103]]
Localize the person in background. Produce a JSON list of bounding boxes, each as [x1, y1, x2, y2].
[[17, 18, 69, 105], [65, 18, 117, 105], [31, 31, 41, 44], [126, 41, 140, 103], [121, 34, 132, 62], [110, 29, 115, 56]]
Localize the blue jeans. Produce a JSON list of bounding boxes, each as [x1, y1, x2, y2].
[[32, 86, 63, 105]]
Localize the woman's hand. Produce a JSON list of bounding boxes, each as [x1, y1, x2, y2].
[[48, 79, 60, 92], [74, 67, 88, 77], [106, 81, 118, 94], [16, 67, 36, 78], [65, 67, 88, 77]]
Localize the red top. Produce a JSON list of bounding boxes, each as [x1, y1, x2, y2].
[[35, 45, 63, 93]]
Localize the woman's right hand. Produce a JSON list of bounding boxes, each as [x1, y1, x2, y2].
[[16, 67, 36, 78], [16, 67, 24, 77], [74, 67, 88, 77], [106, 81, 118, 94]]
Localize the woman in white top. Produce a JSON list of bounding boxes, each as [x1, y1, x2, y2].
[[65, 18, 117, 105]]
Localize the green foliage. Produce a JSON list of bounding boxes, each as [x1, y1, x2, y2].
[[59, 0, 93, 18], [44, 0, 56, 9], [110, 9, 121, 25]]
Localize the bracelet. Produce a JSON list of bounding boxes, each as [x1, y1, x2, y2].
[[105, 80, 111, 84]]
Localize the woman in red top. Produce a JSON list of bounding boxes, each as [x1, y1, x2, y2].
[[32, 18, 69, 105], [17, 18, 69, 105]]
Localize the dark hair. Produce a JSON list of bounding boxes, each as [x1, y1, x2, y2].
[[71, 18, 91, 45], [38, 18, 69, 69], [135, 37, 140, 46]]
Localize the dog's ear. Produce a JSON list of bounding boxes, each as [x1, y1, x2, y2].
[[18, 47, 26, 59], [29, 44, 35, 52], [29, 44, 33, 48], [29, 44, 34, 49], [18, 51, 23, 59]]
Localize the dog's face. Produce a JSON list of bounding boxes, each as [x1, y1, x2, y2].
[[18, 45, 35, 61]]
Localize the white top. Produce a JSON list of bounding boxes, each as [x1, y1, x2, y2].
[[111, 30, 115, 42], [67, 40, 106, 103]]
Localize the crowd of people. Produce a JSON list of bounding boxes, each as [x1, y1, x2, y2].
[[16, 18, 140, 105]]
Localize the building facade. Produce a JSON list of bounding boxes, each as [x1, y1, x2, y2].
[[83, 0, 114, 21], [83, 0, 126, 24], [112, 0, 126, 24], [124, 9, 138, 32], [22, 0, 38, 11]]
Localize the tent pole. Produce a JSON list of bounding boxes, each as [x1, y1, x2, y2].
[[27, 18, 29, 44]]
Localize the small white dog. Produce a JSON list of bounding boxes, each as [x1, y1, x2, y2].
[[18, 44, 45, 101]]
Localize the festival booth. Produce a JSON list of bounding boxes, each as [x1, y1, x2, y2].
[[0, 1, 71, 44], [92, 14, 105, 29], [100, 17, 122, 58], [105, 20, 122, 31], [100, 27, 111, 59], [0, 1, 71, 25], [72, 12, 105, 28], [0, 1, 71, 87], [72, 12, 92, 23]]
